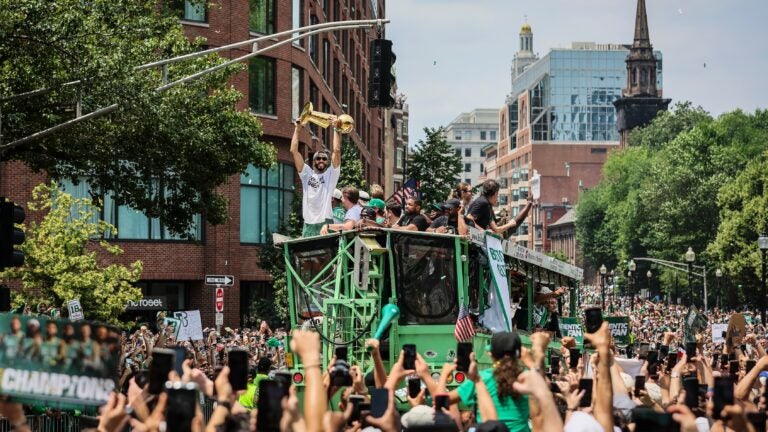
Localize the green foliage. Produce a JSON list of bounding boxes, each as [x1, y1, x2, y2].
[[546, 251, 569, 263], [0, 183, 143, 325], [577, 103, 768, 309], [407, 127, 462, 204], [0, 0, 276, 235], [337, 138, 368, 191]]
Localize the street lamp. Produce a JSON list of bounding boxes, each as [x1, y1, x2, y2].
[[647, 270, 652, 301], [715, 268, 722, 309], [758, 234, 768, 325], [600, 264, 607, 310], [629, 260, 637, 310], [685, 247, 695, 306], [610, 269, 615, 312]]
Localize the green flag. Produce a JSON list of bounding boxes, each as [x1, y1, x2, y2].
[[684, 306, 708, 343]]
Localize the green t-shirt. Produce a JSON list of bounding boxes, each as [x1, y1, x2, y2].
[[238, 374, 269, 410], [332, 206, 346, 224], [457, 368, 530, 432]]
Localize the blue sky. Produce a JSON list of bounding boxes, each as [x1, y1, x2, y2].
[[386, 0, 768, 147]]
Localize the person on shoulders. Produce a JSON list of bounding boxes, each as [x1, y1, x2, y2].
[[392, 198, 429, 231], [290, 118, 342, 237], [468, 179, 533, 234], [321, 186, 362, 234]]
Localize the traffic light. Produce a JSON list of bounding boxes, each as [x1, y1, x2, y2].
[[368, 38, 396, 108], [0, 199, 25, 270]]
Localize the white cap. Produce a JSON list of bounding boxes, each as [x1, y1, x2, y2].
[[333, 189, 343, 200], [359, 191, 370, 201]]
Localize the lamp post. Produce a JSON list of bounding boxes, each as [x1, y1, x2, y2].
[[758, 234, 768, 325], [600, 264, 607, 310], [685, 247, 695, 307], [715, 268, 722, 310], [610, 269, 615, 312], [647, 270, 652, 301], [629, 260, 637, 310]]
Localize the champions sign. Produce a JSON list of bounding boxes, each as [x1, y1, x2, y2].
[[0, 313, 120, 408]]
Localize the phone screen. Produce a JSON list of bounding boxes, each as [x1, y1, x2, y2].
[[170, 346, 187, 377], [748, 412, 767, 432], [149, 348, 175, 394], [647, 351, 659, 375], [256, 380, 289, 432], [165, 383, 198, 432], [638, 343, 650, 360], [584, 308, 603, 334], [666, 353, 678, 371], [747, 359, 757, 374], [713, 377, 734, 420], [634, 375, 646, 397], [633, 407, 677, 431], [683, 377, 699, 408], [456, 342, 472, 373], [729, 360, 739, 376], [434, 393, 450, 410], [721, 353, 729, 368], [569, 348, 580, 369], [578, 378, 593, 407], [407, 378, 421, 399], [369, 388, 389, 418], [228, 349, 249, 392], [403, 344, 416, 370], [685, 342, 697, 360], [711, 353, 721, 369], [550, 355, 560, 375], [348, 395, 365, 424]]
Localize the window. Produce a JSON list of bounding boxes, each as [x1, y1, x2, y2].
[[455, 149, 461, 157], [490, 130, 497, 140], [292, 0, 302, 46], [309, 15, 319, 65], [136, 282, 187, 310], [249, 57, 276, 115], [546, 210, 553, 220], [465, 179, 471, 185], [396, 148, 404, 169], [175, 0, 207, 22], [464, 148, 471, 157], [464, 163, 471, 172], [480, 131, 487, 140], [333, 58, 340, 100], [524, 153, 529, 164], [480, 149, 485, 157], [249, 0, 275, 34], [480, 163, 484, 173], [591, 148, 607, 154], [402, 118, 408, 136], [454, 131, 462, 140], [60, 179, 203, 241], [291, 67, 302, 121], [240, 163, 296, 244], [322, 39, 330, 80]]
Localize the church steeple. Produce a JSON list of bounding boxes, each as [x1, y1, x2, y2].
[[624, 0, 658, 98], [633, 0, 651, 49]]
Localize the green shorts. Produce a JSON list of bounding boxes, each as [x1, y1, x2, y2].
[[302, 222, 326, 238]]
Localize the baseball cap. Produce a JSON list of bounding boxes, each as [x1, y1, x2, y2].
[[333, 188, 343, 200], [368, 198, 386, 210], [490, 331, 522, 360], [443, 198, 461, 209], [359, 191, 370, 201]]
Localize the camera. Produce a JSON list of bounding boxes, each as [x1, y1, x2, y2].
[[329, 346, 352, 387]]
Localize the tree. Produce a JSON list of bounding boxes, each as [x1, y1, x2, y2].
[[0, 183, 143, 325], [0, 0, 275, 235], [406, 127, 462, 204], [337, 138, 368, 191]]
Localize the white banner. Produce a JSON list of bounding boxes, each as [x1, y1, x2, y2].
[[480, 235, 512, 332], [712, 323, 728, 344], [67, 300, 84, 321], [173, 310, 204, 341]]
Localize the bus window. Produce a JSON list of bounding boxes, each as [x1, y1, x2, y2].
[[288, 237, 338, 320], [391, 233, 458, 324]]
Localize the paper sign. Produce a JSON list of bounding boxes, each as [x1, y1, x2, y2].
[[712, 323, 728, 344], [605, 316, 631, 345], [0, 313, 120, 408], [558, 317, 584, 345], [67, 300, 83, 321], [162, 317, 181, 340], [173, 310, 204, 341]]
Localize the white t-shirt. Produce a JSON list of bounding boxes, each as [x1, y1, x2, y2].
[[343, 204, 363, 222], [299, 164, 340, 224]]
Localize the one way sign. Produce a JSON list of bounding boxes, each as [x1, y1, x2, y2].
[[205, 275, 234, 286]]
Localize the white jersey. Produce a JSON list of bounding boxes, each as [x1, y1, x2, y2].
[[299, 164, 340, 224]]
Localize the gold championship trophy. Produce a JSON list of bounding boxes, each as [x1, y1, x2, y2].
[[299, 102, 355, 133]]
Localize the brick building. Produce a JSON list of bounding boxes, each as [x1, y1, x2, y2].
[[1, 0, 389, 329]]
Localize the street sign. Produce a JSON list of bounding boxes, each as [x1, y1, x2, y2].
[[215, 287, 224, 313], [215, 312, 223, 326], [205, 275, 234, 286]]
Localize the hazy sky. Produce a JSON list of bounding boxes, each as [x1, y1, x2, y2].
[[386, 0, 768, 147]]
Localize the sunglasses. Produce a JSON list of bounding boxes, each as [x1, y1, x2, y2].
[[314, 157, 328, 161]]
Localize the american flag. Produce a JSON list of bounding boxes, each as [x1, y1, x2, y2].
[[455, 303, 476, 342], [388, 178, 420, 205]]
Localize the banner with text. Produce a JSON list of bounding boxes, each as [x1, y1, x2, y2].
[[173, 310, 204, 341], [558, 317, 584, 345], [712, 323, 728, 344], [0, 313, 120, 408], [605, 316, 631, 345], [479, 235, 512, 333]]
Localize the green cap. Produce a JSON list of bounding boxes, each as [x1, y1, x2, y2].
[[369, 198, 386, 210]]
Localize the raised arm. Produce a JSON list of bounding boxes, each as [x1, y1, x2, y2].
[[291, 120, 306, 173], [331, 118, 342, 168], [585, 322, 614, 432]]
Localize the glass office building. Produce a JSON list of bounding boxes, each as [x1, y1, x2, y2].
[[508, 43, 663, 144]]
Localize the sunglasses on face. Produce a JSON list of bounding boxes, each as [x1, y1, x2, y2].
[[314, 157, 328, 161]]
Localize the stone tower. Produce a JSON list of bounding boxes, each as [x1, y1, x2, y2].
[[613, 0, 671, 147]]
